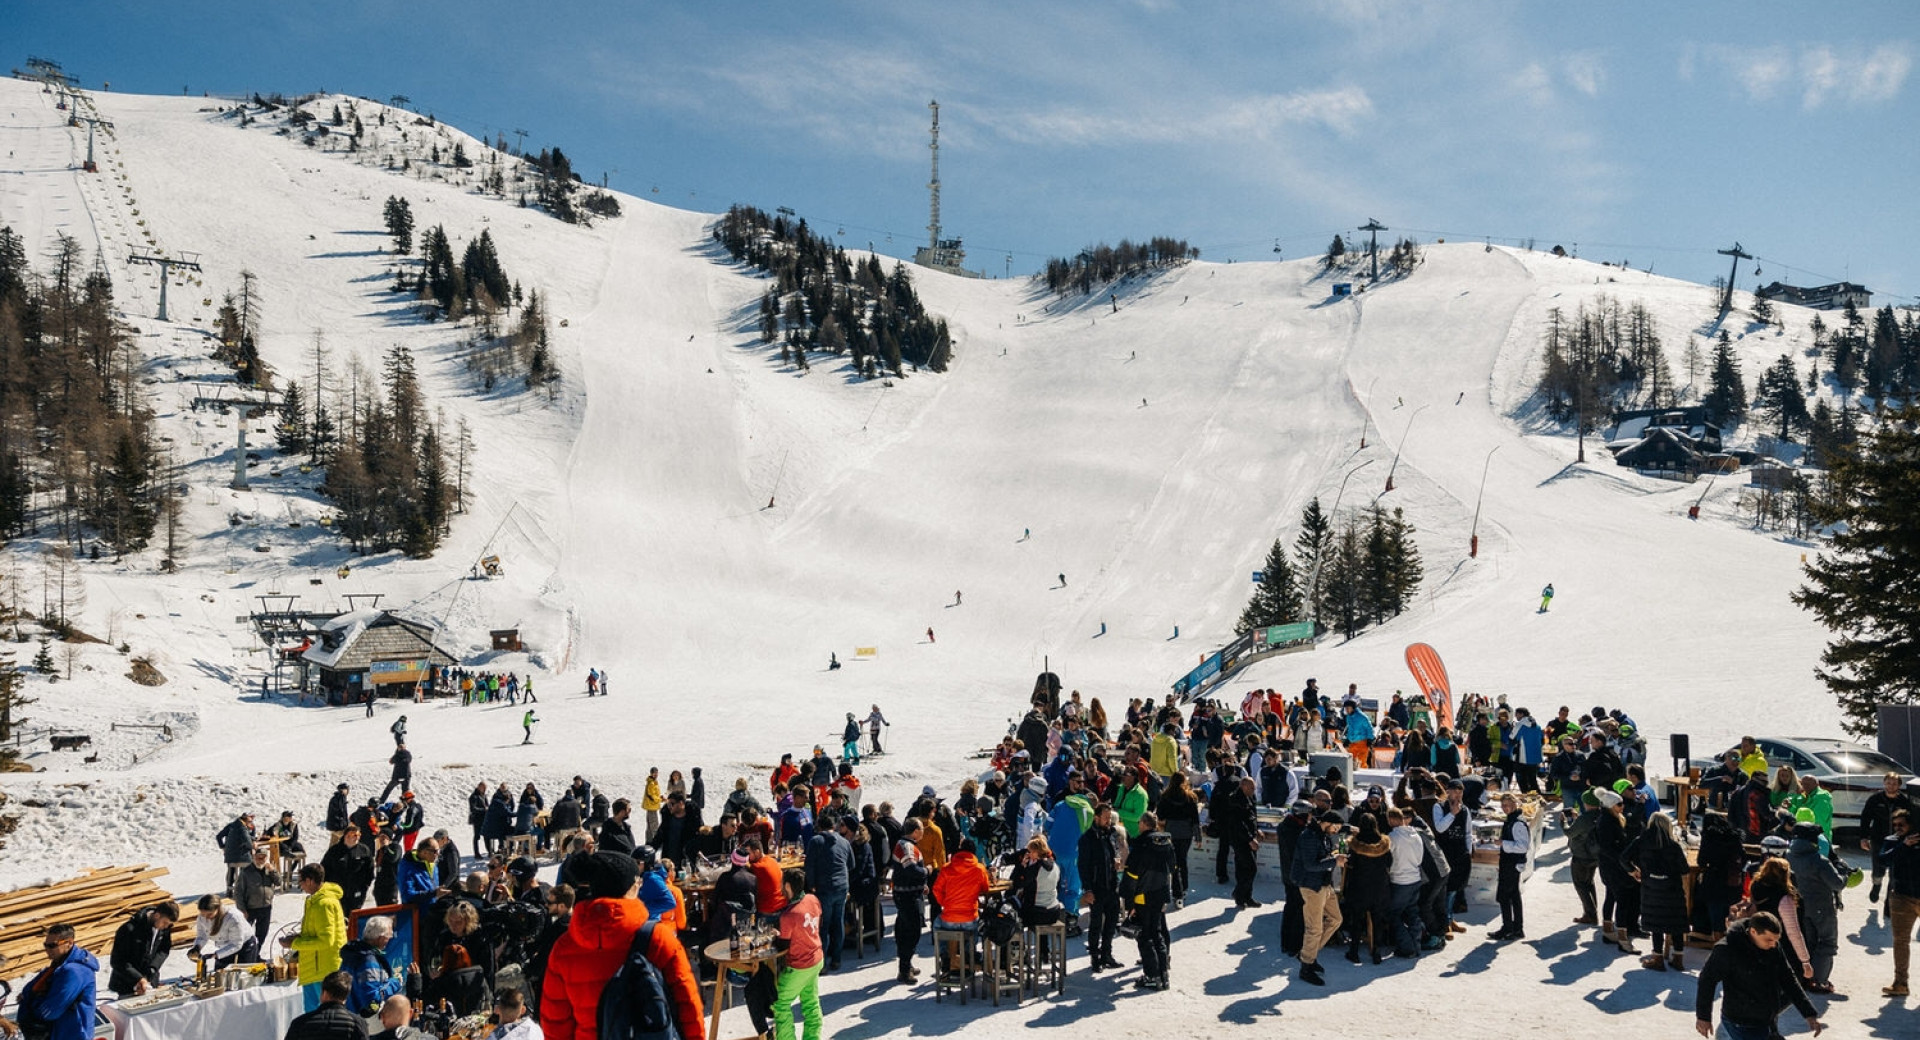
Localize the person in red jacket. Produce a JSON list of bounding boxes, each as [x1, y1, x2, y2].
[[749, 840, 790, 924], [931, 838, 992, 927], [539, 851, 705, 1040]]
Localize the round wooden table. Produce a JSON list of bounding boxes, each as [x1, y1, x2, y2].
[[700, 938, 783, 1040]]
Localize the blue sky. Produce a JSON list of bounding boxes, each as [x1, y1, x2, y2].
[[15, 1, 1919, 301]]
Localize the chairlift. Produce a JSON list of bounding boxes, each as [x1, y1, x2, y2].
[[1272, 239, 1282, 254], [837, 226, 845, 236]]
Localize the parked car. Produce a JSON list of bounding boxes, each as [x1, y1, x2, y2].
[[1693, 736, 1917, 833]]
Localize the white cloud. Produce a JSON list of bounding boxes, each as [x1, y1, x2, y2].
[[1512, 63, 1554, 106], [1852, 44, 1913, 103], [1563, 51, 1606, 97], [975, 87, 1375, 148], [1699, 41, 1910, 108]]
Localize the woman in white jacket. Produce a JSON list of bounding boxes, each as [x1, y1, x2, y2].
[[188, 892, 261, 969]]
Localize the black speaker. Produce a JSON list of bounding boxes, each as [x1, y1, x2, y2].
[[1670, 733, 1690, 761]]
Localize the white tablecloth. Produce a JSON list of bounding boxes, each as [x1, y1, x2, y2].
[[103, 982, 304, 1040]]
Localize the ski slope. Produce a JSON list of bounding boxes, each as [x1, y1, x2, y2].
[[0, 78, 1888, 1038]]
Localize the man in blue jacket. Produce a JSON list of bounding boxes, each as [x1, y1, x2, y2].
[[17, 924, 99, 1040]]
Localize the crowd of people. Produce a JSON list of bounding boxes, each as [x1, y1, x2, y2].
[[11, 678, 1920, 1040]]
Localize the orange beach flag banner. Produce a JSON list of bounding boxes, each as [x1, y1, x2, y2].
[[1404, 643, 1453, 731]]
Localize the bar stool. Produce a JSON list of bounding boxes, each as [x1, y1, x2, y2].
[[279, 852, 306, 887], [848, 896, 884, 956], [1025, 920, 1068, 997], [932, 927, 980, 1004], [981, 930, 1027, 1006]]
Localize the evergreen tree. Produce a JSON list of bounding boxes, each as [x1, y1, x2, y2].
[[1237, 538, 1302, 634], [1323, 234, 1347, 270], [1293, 497, 1333, 621], [276, 382, 309, 454], [0, 650, 30, 767], [32, 639, 53, 674], [383, 196, 414, 254], [1321, 519, 1366, 640], [1750, 292, 1774, 324], [1702, 332, 1747, 431], [760, 291, 779, 343], [1793, 404, 1920, 736], [1753, 353, 1811, 442]]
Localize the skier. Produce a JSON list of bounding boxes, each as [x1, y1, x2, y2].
[[524, 677, 536, 703], [586, 669, 599, 697], [842, 713, 862, 765], [926, 627, 936, 644], [522, 708, 540, 745], [600, 670, 610, 697], [1058, 573, 1067, 587], [364, 691, 375, 719], [865, 705, 889, 755], [1539, 584, 1555, 613], [1098, 621, 1107, 636], [954, 590, 962, 606], [829, 652, 841, 671], [389, 715, 407, 747], [1023, 528, 1030, 540]]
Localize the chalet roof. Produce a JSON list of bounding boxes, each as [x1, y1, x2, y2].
[[1614, 427, 1706, 467], [303, 610, 456, 672]]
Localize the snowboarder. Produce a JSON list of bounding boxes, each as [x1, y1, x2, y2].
[[389, 716, 407, 747], [522, 709, 539, 745], [829, 652, 841, 671], [926, 627, 936, 643], [1539, 584, 1555, 613]]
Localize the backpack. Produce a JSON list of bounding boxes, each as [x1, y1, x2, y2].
[[597, 921, 680, 1040]]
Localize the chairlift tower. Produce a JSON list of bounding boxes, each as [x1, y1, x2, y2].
[[191, 383, 278, 491], [73, 114, 113, 171], [1359, 219, 1388, 281], [1716, 241, 1752, 317], [127, 251, 203, 322]]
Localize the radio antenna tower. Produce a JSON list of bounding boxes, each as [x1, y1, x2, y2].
[[913, 101, 973, 276], [927, 100, 942, 257]]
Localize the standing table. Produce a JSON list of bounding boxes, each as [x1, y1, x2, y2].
[[700, 939, 783, 1040]]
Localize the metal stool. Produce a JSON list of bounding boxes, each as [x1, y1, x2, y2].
[[1025, 920, 1068, 997], [981, 931, 1027, 1006], [932, 927, 980, 1004], [278, 853, 306, 887]]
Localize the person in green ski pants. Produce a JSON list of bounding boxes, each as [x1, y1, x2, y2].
[[773, 872, 824, 1040]]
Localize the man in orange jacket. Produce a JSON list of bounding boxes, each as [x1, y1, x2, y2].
[[931, 838, 992, 927], [540, 851, 705, 1040]]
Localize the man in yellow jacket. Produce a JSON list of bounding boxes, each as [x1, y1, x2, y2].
[[282, 863, 346, 1012]]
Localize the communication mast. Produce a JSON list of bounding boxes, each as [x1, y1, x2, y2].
[[913, 100, 975, 276]]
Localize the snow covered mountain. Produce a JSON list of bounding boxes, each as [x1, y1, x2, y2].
[[0, 78, 1840, 885]]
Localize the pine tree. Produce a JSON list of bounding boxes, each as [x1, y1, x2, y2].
[[383, 196, 414, 255], [98, 426, 155, 555], [1753, 353, 1811, 442], [276, 382, 309, 454], [760, 291, 779, 343], [1236, 538, 1302, 634], [1702, 332, 1747, 431], [1323, 234, 1347, 270], [0, 650, 30, 766], [1792, 404, 1920, 736], [1293, 497, 1333, 621], [32, 638, 53, 674], [1322, 519, 1366, 640]]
